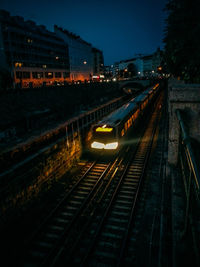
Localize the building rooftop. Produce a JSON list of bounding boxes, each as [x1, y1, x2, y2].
[[0, 9, 64, 43], [54, 25, 92, 47]]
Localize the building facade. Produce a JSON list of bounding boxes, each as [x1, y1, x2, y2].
[[114, 48, 163, 78], [117, 58, 138, 79], [142, 55, 153, 76], [54, 25, 94, 82], [0, 10, 70, 88], [92, 47, 104, 77]]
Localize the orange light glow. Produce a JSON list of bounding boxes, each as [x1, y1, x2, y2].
[[153, 83, 159, 90], [15, 62, 22, 67]]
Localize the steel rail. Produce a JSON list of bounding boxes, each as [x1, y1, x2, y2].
[[176, 109, 200, 190], [80, 122, 157, 266], [24, 160, 97, 245], [49, 147, 126, 266], [79, 91, 163, 267], [117, 108, 160, 266], [41, 161, 112, 267], [22, 155, 122, 266], [50, 144, 137, 266]]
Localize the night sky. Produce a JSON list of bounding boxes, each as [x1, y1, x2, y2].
[[0, 0, 167, 65]]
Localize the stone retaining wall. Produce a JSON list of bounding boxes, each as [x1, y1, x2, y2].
[[0, 95, 126, 222], [0, 134, 81, 222], [0, 82, 121, 146], [168, 80, 200, 165]]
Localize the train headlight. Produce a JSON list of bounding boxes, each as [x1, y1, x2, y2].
[[91, 141, 104, 149], [104, 142, 118, 150], [91, 141, 118, 150]]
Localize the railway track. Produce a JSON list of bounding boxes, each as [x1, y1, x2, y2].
[[49, 93, 164, 266], [22, 153, 125, 266], [20, 92, 163, 267]]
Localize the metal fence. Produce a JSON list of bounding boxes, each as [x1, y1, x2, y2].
[[0, 95, 127, 176], [176, 109, 200, 237]]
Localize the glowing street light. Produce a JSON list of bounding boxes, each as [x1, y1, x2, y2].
[[83, 61, 87, 64]]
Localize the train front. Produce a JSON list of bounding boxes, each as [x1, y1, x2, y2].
[[90, 124, 119, 152]]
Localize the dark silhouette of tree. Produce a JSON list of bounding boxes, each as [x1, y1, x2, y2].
[[164, 0, 200, 82]]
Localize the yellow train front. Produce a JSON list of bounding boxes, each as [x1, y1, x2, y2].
[[90, 124, 119, 152]]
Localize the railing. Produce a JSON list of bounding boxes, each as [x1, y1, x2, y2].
[[0, 95, 127, 175], [176, 109, 200, 236]]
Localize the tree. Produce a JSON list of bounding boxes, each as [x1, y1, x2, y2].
[[164, 0, 200, 82]]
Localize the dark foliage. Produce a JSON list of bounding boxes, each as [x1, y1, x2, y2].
[[164, 0, 200, 82]]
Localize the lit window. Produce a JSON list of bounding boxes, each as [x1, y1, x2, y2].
[[45, 72, 53, 78]]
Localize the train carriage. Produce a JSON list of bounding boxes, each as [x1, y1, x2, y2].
[[90, 83, 160, 151]]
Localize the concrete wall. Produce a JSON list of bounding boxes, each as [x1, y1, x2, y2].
[[0, 134, 81, 222], [0, 94, 126, 221], [0, 82, 121, 147], [119, 79, 151, 89], [168, 80, 200, 165]]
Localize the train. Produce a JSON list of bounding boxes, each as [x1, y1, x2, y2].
[[89, 83, 160, 151]]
